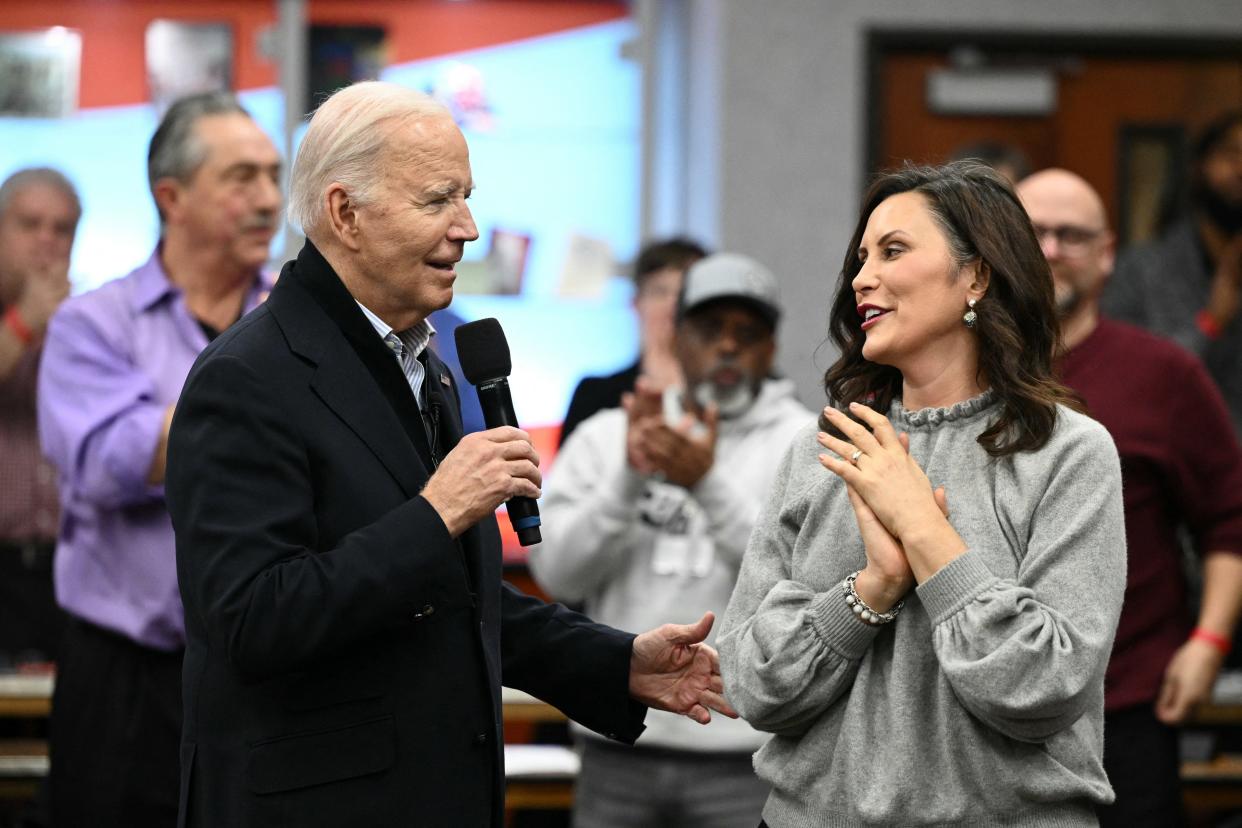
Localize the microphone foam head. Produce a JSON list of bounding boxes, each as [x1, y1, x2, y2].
[[455, 318, 512, 385]]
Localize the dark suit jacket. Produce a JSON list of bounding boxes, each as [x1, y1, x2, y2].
[[166, 242, 645, 828]]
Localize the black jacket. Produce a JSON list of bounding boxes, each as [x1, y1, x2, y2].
[[167, 242, 645, 827]]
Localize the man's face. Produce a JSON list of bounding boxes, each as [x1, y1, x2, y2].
[[1016, 170, 1113, 320], [675, 300, 775, 419], [350, 115, 479, 322], [0, 181, 78, 299], [1198, 123, 1242, 233], [169, 113, 282, 271], [634, 266, 686, 350]]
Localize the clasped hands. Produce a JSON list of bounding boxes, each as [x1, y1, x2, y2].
[[10, 256, 71, 337], [817, 402, 964, 609], [622, 376, 717, 489]]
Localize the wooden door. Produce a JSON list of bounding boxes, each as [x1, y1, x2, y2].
[[872, 40, 1242, 242]]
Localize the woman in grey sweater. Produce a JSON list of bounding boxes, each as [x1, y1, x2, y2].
[[718, 162, 1126, 828]]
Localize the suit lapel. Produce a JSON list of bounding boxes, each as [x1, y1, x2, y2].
[[308, 347, 427, 498], [266, 246, 431, 498], [424, 350, 489, 596]]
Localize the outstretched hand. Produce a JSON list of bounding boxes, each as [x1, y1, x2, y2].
[[629, 612, 738, 724]]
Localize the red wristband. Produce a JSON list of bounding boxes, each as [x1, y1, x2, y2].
[[3, 305, 33, 345], [1191, 627, 1232, 656], [1196, 309, 1223, 340]]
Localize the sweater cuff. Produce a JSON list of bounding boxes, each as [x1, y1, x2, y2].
[[806, 587, 880, 661], [916, 551, 999, 625]]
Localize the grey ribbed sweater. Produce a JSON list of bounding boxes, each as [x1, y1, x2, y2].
[[718, 393, 1126, 828]]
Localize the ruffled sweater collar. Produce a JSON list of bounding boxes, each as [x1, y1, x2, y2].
[[890, 389, 997, 429]]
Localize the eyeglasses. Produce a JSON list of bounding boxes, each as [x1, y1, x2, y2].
[[1030, 224, 1105, 256]]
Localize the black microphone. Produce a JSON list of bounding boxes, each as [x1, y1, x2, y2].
[[454, 318, 542, 546]]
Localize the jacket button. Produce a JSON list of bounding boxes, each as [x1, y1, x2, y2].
[[414, 604, 435, 620], [474, 732, 488, 745]]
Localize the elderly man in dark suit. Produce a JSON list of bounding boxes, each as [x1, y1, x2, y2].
[[165, 80, 734, 828]]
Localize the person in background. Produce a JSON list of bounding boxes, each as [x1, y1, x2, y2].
[[37, 92, 281, 826], [560, 237, 706, 446], [1105, 109, 1242, 436], [0, 168, 77, 671], [719, 161, 1125, 827], [1017, 168, 1242, 828], [531, 253, 811, 828]]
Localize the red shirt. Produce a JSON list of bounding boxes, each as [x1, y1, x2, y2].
[[1059, 319, 1242, 711]]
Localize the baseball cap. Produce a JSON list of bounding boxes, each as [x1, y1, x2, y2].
[[678, 252, 781, 328]]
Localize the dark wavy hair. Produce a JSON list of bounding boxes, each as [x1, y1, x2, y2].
[[821, 161, 1081, 457]]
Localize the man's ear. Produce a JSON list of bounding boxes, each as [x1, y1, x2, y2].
[[1099, 232, 1116, 282], [324, 183, 362, 252], [151, 177, 183, 226]]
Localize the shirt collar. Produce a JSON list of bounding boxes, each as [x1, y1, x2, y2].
[[129, 244, 276, 314], [354, 300, 436, 359], [129, 248, 176, 312]]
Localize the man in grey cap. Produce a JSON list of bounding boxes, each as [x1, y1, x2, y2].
[[530, 253, 812, 828]]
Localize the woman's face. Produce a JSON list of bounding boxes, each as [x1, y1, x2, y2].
[[851, 191, 983, 378]]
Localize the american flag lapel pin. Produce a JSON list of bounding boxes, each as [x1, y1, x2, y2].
[[440, 373, 452, 387]]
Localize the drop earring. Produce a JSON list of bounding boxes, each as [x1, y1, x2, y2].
[[963, 299, 978, 328]]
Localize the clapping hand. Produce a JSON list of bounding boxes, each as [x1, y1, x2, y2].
[[817, 402, 965, 586], [622, 376, 665, 475], [15, 257, 71, 338]]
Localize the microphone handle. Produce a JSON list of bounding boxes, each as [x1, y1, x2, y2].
[[476, 378, 542, 546]]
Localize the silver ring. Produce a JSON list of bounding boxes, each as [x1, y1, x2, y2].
[[850, 449, 863, 465]]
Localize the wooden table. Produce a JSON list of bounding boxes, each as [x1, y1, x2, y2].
[[0, 676, 575, 810], [0, 677, 564, 722], [501, 687, 566, 724], [0, 676, 51, 719]]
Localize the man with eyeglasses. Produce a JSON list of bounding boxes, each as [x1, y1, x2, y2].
[[530, 253, 811, 828], [1018, 168, 1242, 828], [1104, 110, 1242, 437]]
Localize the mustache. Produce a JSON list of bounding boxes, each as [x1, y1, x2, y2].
[[705, 359, 744, 378], [242, 213, 280, 233]]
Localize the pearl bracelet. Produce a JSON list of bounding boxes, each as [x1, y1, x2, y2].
[[842, 571, 904, 625]]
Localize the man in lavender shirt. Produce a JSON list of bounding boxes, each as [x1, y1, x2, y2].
[[37, 92, 281, 826]]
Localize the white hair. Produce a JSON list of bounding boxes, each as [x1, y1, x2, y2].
[[288, 81, 452, 236]]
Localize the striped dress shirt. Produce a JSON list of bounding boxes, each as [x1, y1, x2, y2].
[[355, 302, 436, 405]]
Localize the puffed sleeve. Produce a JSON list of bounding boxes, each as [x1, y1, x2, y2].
[[718, 434, 878, 737], [916, 418, 1126, 743]]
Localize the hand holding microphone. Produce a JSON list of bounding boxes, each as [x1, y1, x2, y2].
[[419, 426, 541, 539], [449, 318, 543, 546]]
